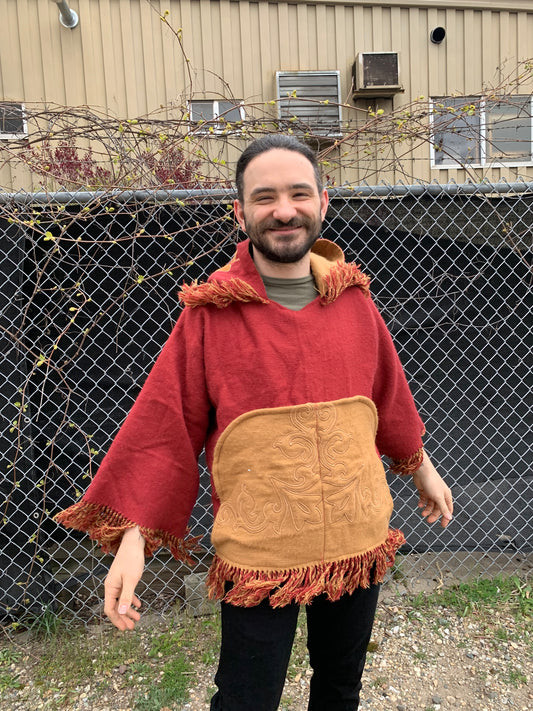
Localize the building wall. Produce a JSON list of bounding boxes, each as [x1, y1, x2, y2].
[[1, 0, 532, 187]]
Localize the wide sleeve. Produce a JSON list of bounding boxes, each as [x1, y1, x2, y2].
[[368, 297, 425, 475], [54, 306, 211, 561]]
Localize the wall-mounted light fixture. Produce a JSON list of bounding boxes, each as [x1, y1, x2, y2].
[[52, 0, 79, 29], [430, 27, 446, 44]]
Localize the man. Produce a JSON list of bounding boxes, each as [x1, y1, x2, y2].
[[57, 135, 453, 710]]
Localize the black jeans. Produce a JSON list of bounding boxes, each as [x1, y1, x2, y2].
[[210, 584, 380, 711]]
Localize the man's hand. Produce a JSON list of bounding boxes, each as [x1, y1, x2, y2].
[[103, 526, 145, 630], [411, 451, 453, 528]]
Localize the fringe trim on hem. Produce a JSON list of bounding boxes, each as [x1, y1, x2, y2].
[[319, 263, 371, 304], [206, 529, 406, 608], [389, 446, 425, 475], [179, 279, 269, 309], [54, 500, 201, 564]]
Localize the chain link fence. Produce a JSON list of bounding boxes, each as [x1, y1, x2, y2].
[[1, 181, 532, 624]]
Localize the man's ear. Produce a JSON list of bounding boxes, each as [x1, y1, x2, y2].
[[234, 199, 246, 231], [320, 188, 329, 221]]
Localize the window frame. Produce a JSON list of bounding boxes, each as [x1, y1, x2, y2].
[[430, 95, 533, 169], [187, 99, 245, 134], [0, 102, 27, 140]]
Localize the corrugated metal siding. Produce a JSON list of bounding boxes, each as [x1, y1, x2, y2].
[[0, 1, 532, 185]]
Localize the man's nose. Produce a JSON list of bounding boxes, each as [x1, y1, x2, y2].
[[272, 196, 298, 222]]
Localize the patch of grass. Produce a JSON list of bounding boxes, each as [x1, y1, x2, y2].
[[148, 625, 186, 658], [33, 626, 144, 687], [506, 668, 527, 687], [495, 626, 509, 641], [5, 610, 224, 709], [198, 614, 221, 665], [409, 575, 532, 620], [133, 651, 192, 710]]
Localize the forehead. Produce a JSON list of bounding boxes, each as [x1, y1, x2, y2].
[[241, 148, 317, 195]]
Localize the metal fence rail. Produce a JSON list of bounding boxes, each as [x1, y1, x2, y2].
[[1, 181, 532, 624]]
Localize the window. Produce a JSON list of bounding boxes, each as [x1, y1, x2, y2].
[[0, 102, 26, 139], [431, 95, 533, 167], [276, 71, 342, 137], [188, 100, 245, 133]]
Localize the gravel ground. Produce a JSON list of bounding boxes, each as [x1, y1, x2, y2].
[[2, 554, 532, 711], [181, 586, 533, 711]]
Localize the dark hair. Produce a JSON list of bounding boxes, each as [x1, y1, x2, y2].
[[235, 135, 323, 202]]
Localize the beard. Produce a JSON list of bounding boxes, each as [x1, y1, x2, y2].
[[243, 213, 324, 264]]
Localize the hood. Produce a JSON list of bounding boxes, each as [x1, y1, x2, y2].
[[179, 238, 370, 309]]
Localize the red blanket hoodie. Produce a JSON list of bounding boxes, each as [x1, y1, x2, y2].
[[56, 238, 425, 607]]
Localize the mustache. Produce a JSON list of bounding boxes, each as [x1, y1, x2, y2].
[[261, 218, 308, 230]]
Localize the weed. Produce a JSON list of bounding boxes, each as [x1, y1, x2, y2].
[[125, 660, 152, 681], [286, 612, 309, 681], [495, 626, 509, 641], [19, 604, 67, 640], [506, 668, 527, 686], [148, 626, 186, 658], [0, 646, 23, 692], [0, 669, 24, 692], [390, 554, 407, 583], [409, 592, 428, 611], [205, 684, 217, 704], [0, 647, 21, 665]]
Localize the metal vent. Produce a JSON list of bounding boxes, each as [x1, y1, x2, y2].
[[276, 71, 341, 137]]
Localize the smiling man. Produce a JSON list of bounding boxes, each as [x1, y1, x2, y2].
[[57, 135, 453, 711], [234, 145, 328, 273]]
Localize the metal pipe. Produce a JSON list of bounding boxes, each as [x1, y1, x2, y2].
[[52, 0, 79, 29], [0, 182, 532, 206]]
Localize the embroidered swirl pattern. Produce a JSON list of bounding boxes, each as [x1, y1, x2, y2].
[[214, 399, 389, 539]]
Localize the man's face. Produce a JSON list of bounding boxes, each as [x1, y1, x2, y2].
[[234, 149, 328, 265]]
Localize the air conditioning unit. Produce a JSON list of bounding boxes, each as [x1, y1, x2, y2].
[[352, 52, 403, 97]]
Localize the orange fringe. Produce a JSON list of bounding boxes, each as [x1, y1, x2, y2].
[[54, 500, 201, 564], [389, 446, 425, 475], [207, 529, 406, 608], [179, 279, 269, 309], [320, 263, 371, 304]]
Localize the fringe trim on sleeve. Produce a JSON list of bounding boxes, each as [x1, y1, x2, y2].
[[179, 279, 269, 309], [206, 528, 406, 608], [389, 446, 425, 475], [54, 500, 201, 564]]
